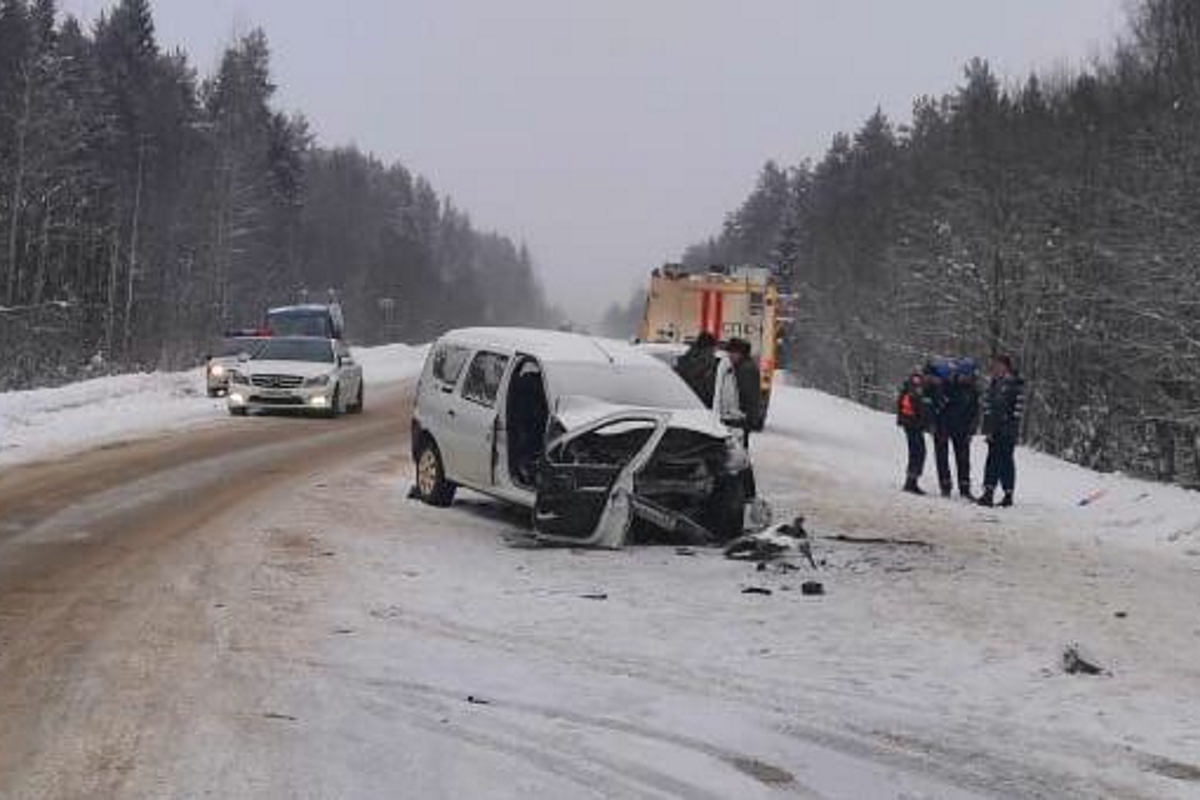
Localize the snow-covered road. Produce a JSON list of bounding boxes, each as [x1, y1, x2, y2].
[[0, 361, 1197, 798]]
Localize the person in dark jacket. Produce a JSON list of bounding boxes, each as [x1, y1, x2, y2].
[[726, 338, 764, 446], [978, 354, 1025, 508], [934, 359, 981, 500], [896, 370, 935, 495], [675, 332, 719, 408]]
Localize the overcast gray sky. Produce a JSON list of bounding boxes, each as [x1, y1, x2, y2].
[[64, 1, 1127, 321]]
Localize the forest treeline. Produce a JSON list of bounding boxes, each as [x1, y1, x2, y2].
[[681, 0, 1200, 487], [0, 0, 552, 390]]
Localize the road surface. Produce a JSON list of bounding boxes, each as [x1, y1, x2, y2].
[[0, 380, 1196, 799]]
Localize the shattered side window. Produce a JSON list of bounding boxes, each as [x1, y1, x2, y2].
[[432, 345, 471, 386], [461, 351, 510, 407]]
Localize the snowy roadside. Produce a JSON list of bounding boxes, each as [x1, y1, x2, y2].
[[764, 376, 1200, 556], [0, 343, 427, 469]]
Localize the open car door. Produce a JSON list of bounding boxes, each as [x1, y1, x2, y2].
[[533, 411, 670, 548]]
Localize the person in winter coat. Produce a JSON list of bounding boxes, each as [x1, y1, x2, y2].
[[726, 338, 764, 446], [978, 354, 1025, 508], [896, 370, 935, 495], [675, 332, 720, 408], [934, 359, 981, 499]]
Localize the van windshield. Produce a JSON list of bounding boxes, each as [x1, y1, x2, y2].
[[547, 363, 703, 410], [217, 338, 265, 358], [268, 309, 334, 338]]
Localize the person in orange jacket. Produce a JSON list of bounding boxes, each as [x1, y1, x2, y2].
[[896, 369, 936, 495]]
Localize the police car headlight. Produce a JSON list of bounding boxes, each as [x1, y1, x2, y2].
[[304, 374, 330, 388]]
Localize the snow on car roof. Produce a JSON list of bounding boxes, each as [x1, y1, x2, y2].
[[440, 327, 659, 367]]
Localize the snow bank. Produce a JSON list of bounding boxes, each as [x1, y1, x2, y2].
[[0, 342, 427, 468], [763, 376, 1200, 553]]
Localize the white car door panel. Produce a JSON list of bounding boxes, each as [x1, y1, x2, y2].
[[441, 350, 510, 488]]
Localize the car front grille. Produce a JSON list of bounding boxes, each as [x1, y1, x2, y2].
[[250, 395, 305, 406], [251, 374, 303, 389]]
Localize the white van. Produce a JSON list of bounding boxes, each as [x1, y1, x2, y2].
[[411, 328, 754, 547]]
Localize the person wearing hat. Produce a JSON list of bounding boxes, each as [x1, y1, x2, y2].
[[896, 368, 936, 495], [934, 358, 981, 499], [978, 354, 1025, 508], [726, 338, 764, 448], [675, 331, 720, 408]]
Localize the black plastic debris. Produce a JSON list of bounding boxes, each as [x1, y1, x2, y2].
[[801, 581, 825, 596], [726, 516, 814, 566], [262, 712, 297, 722], [742, 587, 772, 596], [466, 695, 491, 705], [1062, 644, 1105, 676], [580, 593, 608, 601]]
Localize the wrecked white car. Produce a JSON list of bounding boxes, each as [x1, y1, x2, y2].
[[411, 328, 755, 547]]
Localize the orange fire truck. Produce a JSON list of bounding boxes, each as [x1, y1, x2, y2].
[[639, 265, 784, 406]]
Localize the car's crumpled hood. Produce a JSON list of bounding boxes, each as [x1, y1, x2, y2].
[[554, 395, 728, 440], [243, 360, 333, 379]]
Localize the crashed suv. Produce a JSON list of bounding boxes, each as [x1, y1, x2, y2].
[[411, 328, 755, 547]]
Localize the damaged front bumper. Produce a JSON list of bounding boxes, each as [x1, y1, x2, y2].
[[532, 410, 756, 549]]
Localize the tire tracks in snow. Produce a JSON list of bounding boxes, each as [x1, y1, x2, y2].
[[359, 602, 1162, 799]]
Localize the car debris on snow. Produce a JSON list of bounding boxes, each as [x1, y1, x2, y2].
[[1062, 643, 1106, 676], [579, 593, 608, 601], [822, 533, 933, 549], [801, 580, 825, 596], [465, 695, 491, 706], [741, 587, 772, 596], [724, 516, 816, 568], [262, 712, 298, 722]]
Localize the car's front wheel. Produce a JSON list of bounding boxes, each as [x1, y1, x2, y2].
[[704, 473, 747, 544], [323, 386, 341, 419], [348, 382, 364, 414], [415, 438, 456, 507]]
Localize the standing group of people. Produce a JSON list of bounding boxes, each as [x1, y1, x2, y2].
[[896, 354, 1026, 508], [674, 331, 765, 444]]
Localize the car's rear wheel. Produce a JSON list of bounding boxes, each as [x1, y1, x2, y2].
[[415, 438, 456, 507]]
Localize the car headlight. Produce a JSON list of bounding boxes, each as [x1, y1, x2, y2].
[[303, 374, 331, 388], [209, 364, 226, 377], [724, 435, 750, 472]]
